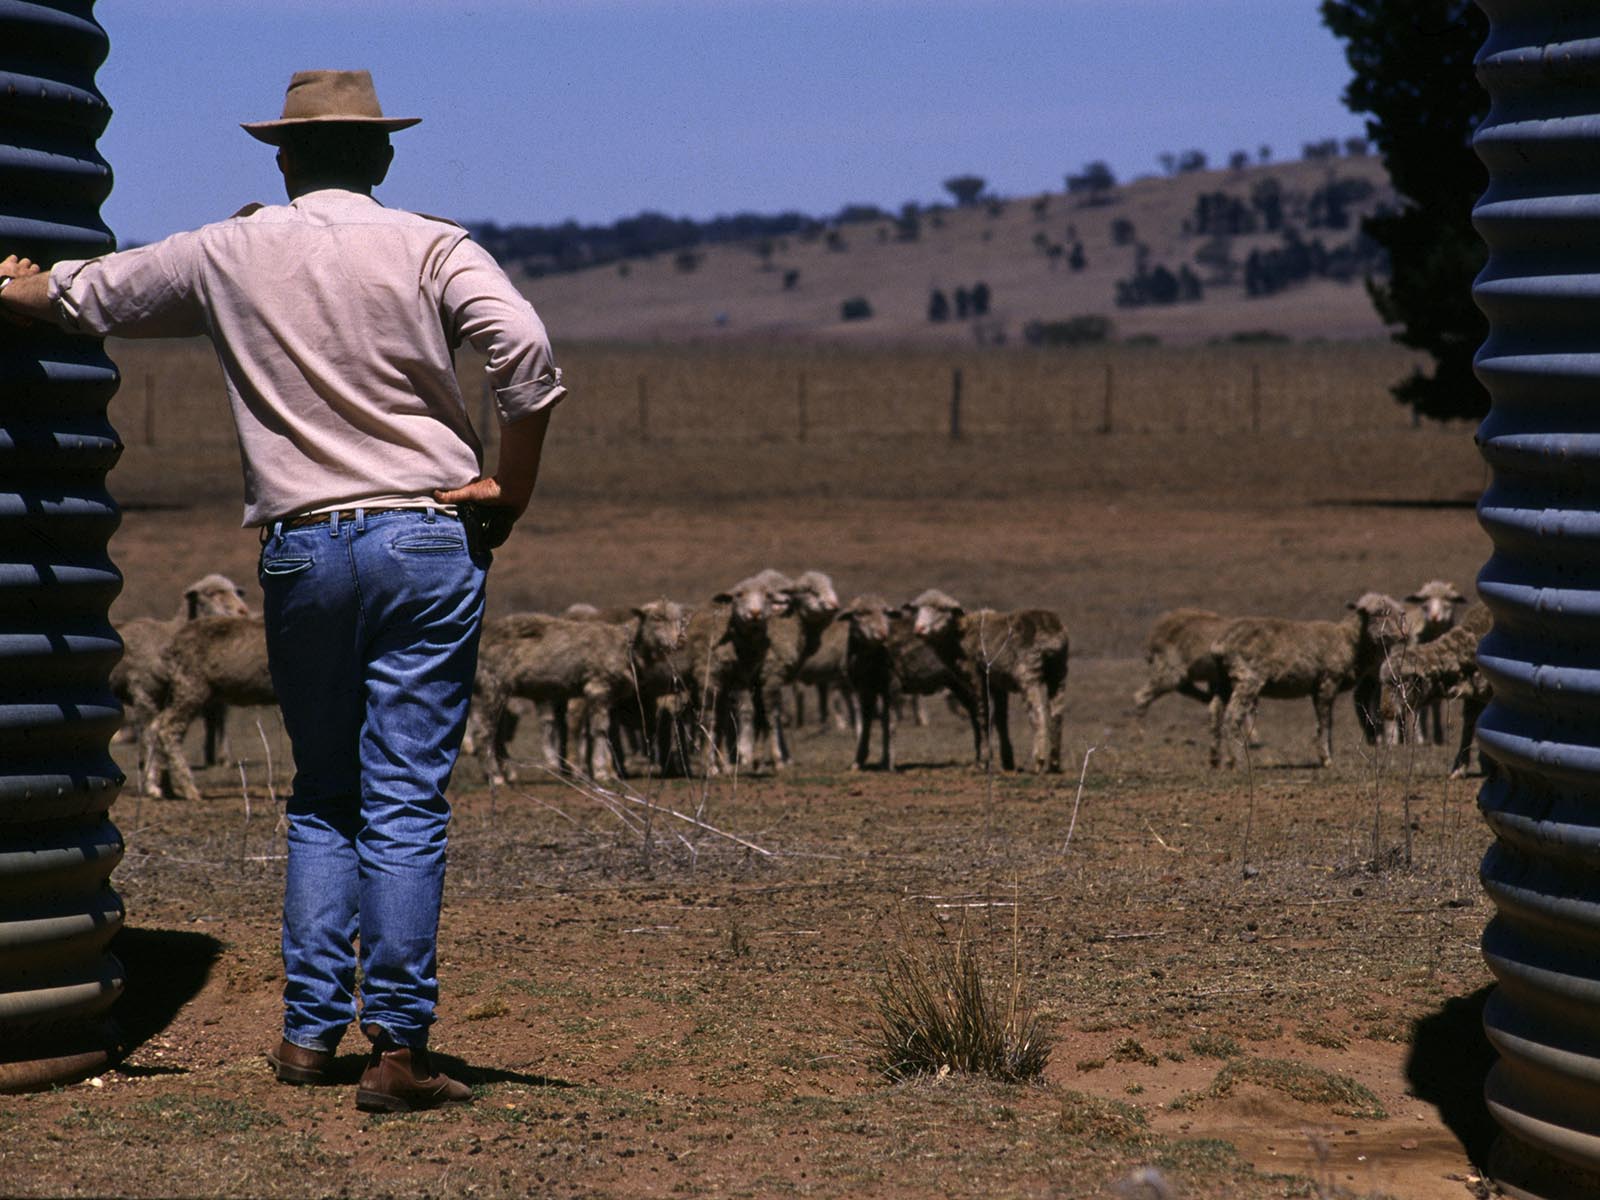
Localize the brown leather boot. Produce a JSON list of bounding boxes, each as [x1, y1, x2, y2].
[[355, 1045, 472, 1113], [266, 1039, 333, 1085]]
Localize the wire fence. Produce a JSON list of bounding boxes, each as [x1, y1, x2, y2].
[[105, 338, 1430, 455]]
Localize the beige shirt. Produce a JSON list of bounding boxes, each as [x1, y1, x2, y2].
[[49, 189, 567, 526]]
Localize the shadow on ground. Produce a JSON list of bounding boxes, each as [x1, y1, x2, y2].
[[1405, 985, 1498, 1170], [109, 925, 223, 1064]]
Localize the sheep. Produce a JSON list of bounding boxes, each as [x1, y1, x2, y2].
[[1353, 579, 1468, 744], [886, 618, 982, 754], [756, 569, 841, 768], [144, 614, 276, 802], [666, 573, 781, 776], [792, 620, 852, 732], [113, 574, 251, 787], [1131, 607, 1231, 717], [908, 589, 1069, 773], [1379, 601, 1492, 776], [1210, 592, 1410, 770], [470, 600, 687, 785], [837, 594, 901, 771]]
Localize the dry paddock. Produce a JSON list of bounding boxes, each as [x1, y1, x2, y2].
[[0, 339, 1506, 1199]]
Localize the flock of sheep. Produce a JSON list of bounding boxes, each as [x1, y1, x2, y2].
[[110, 569, 1490, 801], [1133, 579, 1493, 777], [112, 569, 1070, 801]]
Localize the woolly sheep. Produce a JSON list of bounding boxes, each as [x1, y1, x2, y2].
[[908, 589, 1068, 773], [113, 573, 251, 788], [144, 613, 275, 802], [1210, 592, 1409, 770]]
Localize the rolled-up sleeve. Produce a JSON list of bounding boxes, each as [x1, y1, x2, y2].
[[436, 237, 568, 423], [49, 232, 207, 339]]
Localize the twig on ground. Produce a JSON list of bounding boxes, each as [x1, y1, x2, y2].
[[1061, 745, 1096, 855]]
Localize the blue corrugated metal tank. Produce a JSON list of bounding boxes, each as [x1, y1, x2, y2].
[[1474, 2, 1600, 1195], [0, 0, 126, 1091]]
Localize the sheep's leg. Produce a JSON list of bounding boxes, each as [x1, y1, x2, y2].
[[759, 685, 791, 769], [792, 685, 807, 728], [1425, 699, 1445, 745], [149, 701, 201, 802], [943, 677, 984, 766], [1206, 693, 1226, 768], [201, 700, 229, 767], [851, 687, 874, 770], [1451, 694, 1487, 779], [1313, 682, 1339, 768], [880, 686, 896, 771], [543, 698, 572, 774], [473, 685, 510, 786], [1352, 675, 1381, 745], [1046, 681, 1065, 774], [1219, 675, 1258, 770], [698, 684, 725, 777], [584, 683, 618, 780], [734, 687, 759, 768], [1131, 659, 1182, 718], [986, 682, 1016, 772], [1024, 679, 1050, 773]]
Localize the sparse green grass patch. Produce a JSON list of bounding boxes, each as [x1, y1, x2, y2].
[[1171, 1057, 1387, 1119]]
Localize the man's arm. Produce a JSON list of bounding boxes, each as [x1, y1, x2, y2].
[[432, 408, 551, 517]]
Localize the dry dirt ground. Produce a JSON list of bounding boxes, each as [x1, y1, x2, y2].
[[2, 422, 1505, 1199]]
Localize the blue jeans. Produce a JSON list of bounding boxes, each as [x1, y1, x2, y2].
[[258, 508, 487, 1052]]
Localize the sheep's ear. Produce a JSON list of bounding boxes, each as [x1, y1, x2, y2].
[[770, 593, 794, 615], [832, 609, 851, 623], [899, 602, 917, 615], [186, 590, 201, 620], [1449, 590, 1466, 603], [631, 607, 648, 621], [1346, 601, 1358, 611], [884, 607, 902, 620], [711, 592, 733, 604], [1404, 592, 1424, 604]]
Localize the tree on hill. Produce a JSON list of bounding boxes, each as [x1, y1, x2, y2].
[[1321, 0, 1490, 421], [1066, 161, 1116, 205], [942, 175, 987, 207]]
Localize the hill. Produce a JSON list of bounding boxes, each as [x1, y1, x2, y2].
[[514, 155, 1397, 347]]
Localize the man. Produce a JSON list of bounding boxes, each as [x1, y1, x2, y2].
[[0, 70, 565, 1111]]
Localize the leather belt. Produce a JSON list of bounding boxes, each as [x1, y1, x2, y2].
[[282, 505, 443, 530]]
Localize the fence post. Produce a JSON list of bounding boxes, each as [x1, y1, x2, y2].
[[949, 367, 963, 441], [637, 374, 649, 443], [1100, 363, 1113, 435], [797, 370, 808, 443], [143, 371, 155, 446]]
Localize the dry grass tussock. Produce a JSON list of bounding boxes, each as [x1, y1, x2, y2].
[[870, 904, 1052, 1084]]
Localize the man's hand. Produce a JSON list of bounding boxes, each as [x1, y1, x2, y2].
[[1, 254, 40, 279], [432, 408, 551, 519], [432, 475, 523, 513], [0, 254, 51, 326]]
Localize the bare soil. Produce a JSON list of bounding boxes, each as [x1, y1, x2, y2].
[[1, 416, 1501, 1199]]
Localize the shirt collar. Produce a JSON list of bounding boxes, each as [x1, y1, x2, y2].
[[290, 188, 382, 211]]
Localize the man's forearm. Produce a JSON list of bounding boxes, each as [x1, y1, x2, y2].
[[493, 409, 551, 515], [0, 270, 58, 325]]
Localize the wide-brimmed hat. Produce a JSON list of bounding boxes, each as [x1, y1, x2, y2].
[[241, 70, 420, 145]]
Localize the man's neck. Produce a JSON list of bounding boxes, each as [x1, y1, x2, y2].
[[286, 179, 375, 200]]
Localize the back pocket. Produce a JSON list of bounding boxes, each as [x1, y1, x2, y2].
[[393, 534, 465, 554], [261, 555, 314, 577]]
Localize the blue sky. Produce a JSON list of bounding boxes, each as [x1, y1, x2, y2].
[[94, 1, 1368, 245]]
